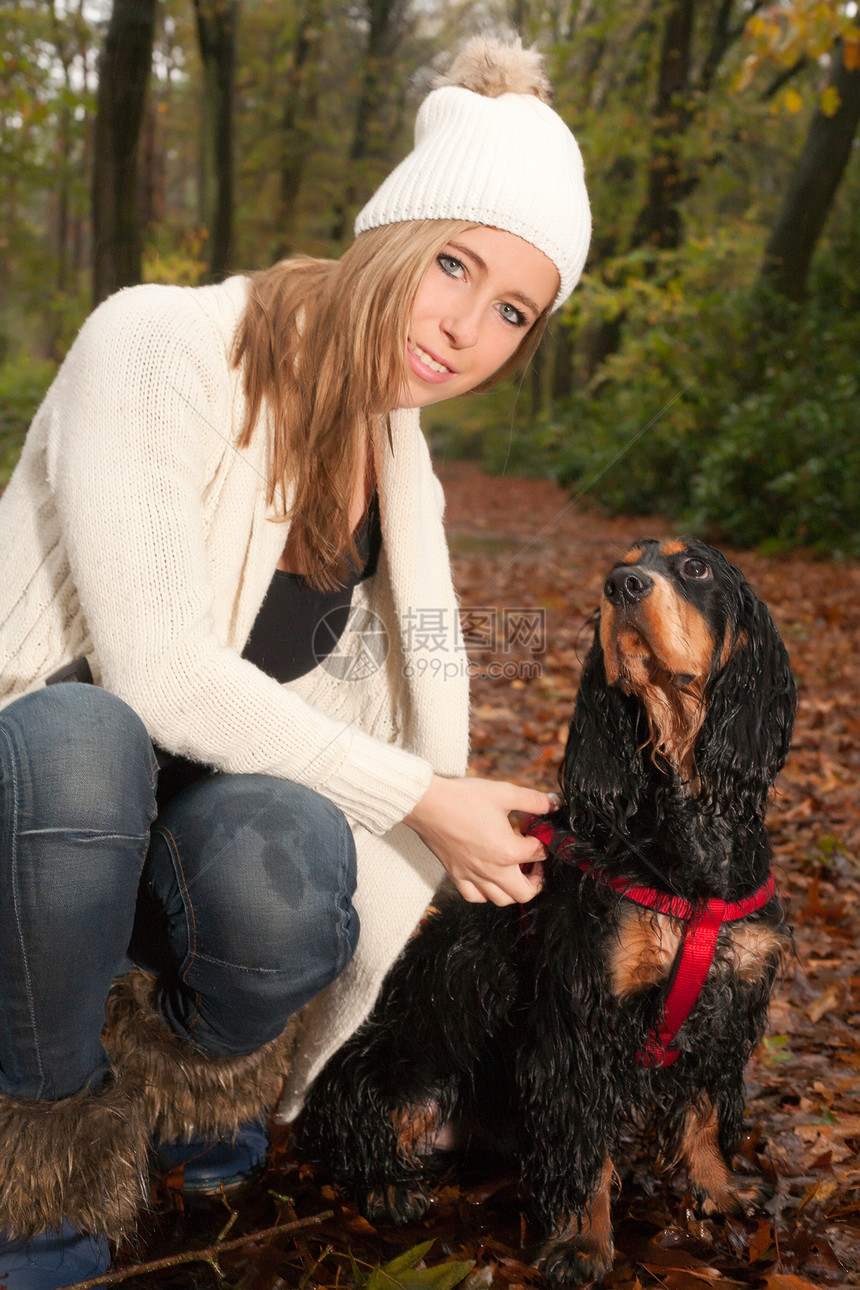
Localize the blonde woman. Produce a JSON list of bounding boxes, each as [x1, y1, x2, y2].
[[0, 36, 590, 1287]]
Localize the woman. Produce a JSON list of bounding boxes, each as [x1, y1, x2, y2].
[[0, 35, 590, 1287]]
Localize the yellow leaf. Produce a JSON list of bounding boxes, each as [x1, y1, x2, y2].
[[804, 981, 842, 1022], [797, 1178, 839, 1212], [732, 57, 758, 94], [784, 87, 804, 114], [820, 84, 841, 117], [844, 39, 860, 72]]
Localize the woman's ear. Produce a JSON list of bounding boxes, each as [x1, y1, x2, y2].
[[560, 621, 645, 836], [696, 580, 797, 815]]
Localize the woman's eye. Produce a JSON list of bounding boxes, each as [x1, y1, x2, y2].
[[438, 254, 465, 279], [682, 557, 710, 579], [499, 302, 527, 327]]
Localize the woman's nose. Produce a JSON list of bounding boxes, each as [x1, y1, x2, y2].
[[440, 306, 480, 349]]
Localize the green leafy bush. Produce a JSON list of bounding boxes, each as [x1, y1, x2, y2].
[[549, 268, 860, 556], [689, 330, 860, 557], [434, 227, 859, 556], [549, 260, 743, 518], [0, 356, 57, 487]]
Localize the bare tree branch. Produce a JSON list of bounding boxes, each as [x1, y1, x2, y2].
[[760, 55, 808, 102], [63, 1210, 335, 1289]]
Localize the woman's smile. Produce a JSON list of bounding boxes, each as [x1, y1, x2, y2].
[[406, 338, 458, 382]]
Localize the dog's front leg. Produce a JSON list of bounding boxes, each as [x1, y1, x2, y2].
[[678, 1092, 740, 1215], [675, 1053, 767, 1217], [299, 899, 518, 1224], [534, 1157, 616, 1289], [517, 1017, 617, 1287], [669, 972, 780, 1218]]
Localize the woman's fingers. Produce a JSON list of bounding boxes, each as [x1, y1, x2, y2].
[[501, 783, 555, 817], [404, 774, 552, 907]]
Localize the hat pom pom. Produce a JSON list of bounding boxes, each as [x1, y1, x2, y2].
[[434, 34, 554, 106]]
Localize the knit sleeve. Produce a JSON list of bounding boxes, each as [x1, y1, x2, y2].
[[48, 286, 434, 834]]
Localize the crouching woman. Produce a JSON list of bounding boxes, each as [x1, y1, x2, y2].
[[0, 36, 590, 1288]]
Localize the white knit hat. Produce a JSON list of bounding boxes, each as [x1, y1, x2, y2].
[[354, 36, 591, 310]]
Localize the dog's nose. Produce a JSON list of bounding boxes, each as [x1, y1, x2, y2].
[[604, 568, 653, 606]]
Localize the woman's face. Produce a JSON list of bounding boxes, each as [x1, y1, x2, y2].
[[400, 226, 559, 409]]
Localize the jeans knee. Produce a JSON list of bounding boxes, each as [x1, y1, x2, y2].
[[285, 797, 360, 993], [0, 685, 157, 837], [0, 689, 156, 1099], [143, 777, 359, 1045], [231, 781, 359, 983]]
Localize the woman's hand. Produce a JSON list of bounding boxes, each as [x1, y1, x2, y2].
[[404, 774, 552, 906]]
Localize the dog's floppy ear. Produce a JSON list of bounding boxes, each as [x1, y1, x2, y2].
[[560, 621, 645, 836], [696, 574, 796, 814]]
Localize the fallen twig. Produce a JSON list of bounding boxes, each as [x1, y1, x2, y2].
[[63, 1209, 335, 1289]]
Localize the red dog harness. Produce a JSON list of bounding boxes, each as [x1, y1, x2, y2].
[[522, 817, 777, 1068]]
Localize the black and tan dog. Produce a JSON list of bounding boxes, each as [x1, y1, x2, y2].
[[298, 538, 797, 1287]]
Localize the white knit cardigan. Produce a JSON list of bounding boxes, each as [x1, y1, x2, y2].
[[0, 276, 469, 1115]]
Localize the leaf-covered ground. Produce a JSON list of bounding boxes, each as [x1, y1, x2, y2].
[[94, 463, 860, 1290]]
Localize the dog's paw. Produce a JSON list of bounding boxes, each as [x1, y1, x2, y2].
[[361, 1181, 432, 1225], [535, 1238, 614, 1288], [696, 1175, 774, 1219]]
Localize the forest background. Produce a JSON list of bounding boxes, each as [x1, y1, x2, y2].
[[1, 0, 859, 554], [2, 4, 860, 1285]]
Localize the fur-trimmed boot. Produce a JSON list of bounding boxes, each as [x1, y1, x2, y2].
[[0, 1067, 150, 1286], [103, 969, 297, 1195]]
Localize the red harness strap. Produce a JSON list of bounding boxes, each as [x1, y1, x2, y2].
[[522, 817, 777, 1068]]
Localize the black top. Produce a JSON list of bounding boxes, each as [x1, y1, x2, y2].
[[241, 494, 382, 684], [154, 498, 382, 808]]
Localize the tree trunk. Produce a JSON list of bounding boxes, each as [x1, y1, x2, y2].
[[510, 0, 530, 40], [275, 0, 324, 259], [530, 342, 544, 419], [633, 0, 695, 251], [55, 105, 71, 297], [573, 0, 694, 384], [330, 0, 408, 243], [551, 324, 575, 402], [138, 89, 165, 234], [195, 0, 237, 282], [762, 33, 860, 301], [91, 0, 156, 305], [697, 0, 767, 94], [50, 0, 73, 298]]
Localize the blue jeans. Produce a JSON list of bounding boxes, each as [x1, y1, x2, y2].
[[0, 684, 359, 1103]]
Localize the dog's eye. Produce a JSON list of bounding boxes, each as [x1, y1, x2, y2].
[[682, 558, 710, 579]]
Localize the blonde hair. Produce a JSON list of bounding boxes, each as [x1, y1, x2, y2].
[[233, 220, 549, 589]]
